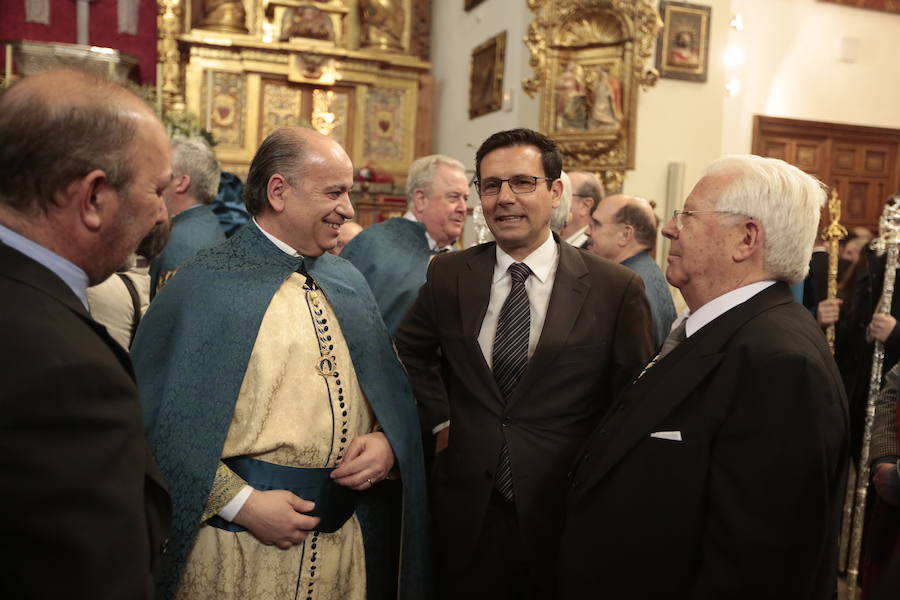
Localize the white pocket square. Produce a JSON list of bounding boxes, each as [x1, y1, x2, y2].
[[650, 430, 682, 441]]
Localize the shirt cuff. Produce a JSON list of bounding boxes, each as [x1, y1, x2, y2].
[[432, 420, 450, 435], [218, 485, 254, 522]]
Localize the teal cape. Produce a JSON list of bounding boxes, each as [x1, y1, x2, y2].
[[149, 204, 226, 298], [132, 224, 429, 599], [340, 218, 434, 335]]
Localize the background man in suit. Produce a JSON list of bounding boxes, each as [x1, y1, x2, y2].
[[588, 193, 677, 348], [559, 170, 604, 248], [342, 154, 469, 335], [396, 128, 654, 599], [150, 134, 226, 297], [560, 155, 849, 599], [0, 69, 172, 598]]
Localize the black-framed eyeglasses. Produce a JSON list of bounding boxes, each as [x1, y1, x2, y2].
[[474, 175, 553, 196], [672, 209, 752, 231]]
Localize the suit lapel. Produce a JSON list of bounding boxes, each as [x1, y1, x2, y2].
[[459, 245, 502, 398], [509, 241, 589, 406], [578, 282, 796, 488]]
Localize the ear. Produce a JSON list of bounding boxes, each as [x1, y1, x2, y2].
[[174, 173, 191, 194], [618, 223, 634, 247], [412, 188, 428, 214], [549, 178, 562, 210], [67, 169, 113, 232], [267, 173, 289, 213], [732, 219, 763, 263]]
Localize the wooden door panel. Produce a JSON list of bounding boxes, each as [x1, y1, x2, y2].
[[753, 115, 900, 232]]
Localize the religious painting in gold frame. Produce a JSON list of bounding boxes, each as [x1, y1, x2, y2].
[[656, 1, 711, 82], [469, 31, 506, 119], [524, 0, 662, 192]]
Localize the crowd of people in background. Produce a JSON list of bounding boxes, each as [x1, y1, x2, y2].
[[2, 68, 899, 600]]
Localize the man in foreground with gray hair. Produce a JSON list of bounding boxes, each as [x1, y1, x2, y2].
[[0, 69, 171, 598], [560, 155, 849, 599], [150, 135, 226, 297], [341, 154, 469, 334]]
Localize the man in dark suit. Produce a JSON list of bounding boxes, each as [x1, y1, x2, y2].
[[0, 69, 172, 598], [395, 128, 654, 599], [560, 155, 849, 599]]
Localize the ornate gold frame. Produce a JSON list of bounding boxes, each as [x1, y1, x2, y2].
[[523, 0, 662, 192], [469, 31, 506, 119]]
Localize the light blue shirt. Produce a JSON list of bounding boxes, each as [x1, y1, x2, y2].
[[0, 223, 90, 310]]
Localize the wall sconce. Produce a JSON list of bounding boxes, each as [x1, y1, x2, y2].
[[725, 77, 741, 96]]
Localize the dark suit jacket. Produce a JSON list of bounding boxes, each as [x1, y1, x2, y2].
[[560, 282, 849, 599], [0, 242, 171, 599], [395, 238, 654, 571]]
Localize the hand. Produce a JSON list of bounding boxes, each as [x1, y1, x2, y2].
[[816, 298, 842, 327], [435, 427, 449, 454], [331, 432, 395, 490], [868, 314, 897, 343], [232, 489, 320, 549], [873, 463, 900, 506]]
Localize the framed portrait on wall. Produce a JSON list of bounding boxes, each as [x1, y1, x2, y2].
[[656, 1, 711, 82], [469, 31, 506, 119]]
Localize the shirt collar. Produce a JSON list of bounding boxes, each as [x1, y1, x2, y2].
[[404, 210, 453, 252], [493, 231, 558, 284], [684, 280, 777, 337], [252, 218, 303, 259], [0, 223, 90, 310]]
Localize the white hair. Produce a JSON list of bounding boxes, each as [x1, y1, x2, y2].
[[551, 170, 572, 234], [705, 155, 826, 284], [405, 154, 467, 209], [171, 135, 221, 205]]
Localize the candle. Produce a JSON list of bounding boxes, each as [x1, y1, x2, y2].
[[4, 44, 12, 87]]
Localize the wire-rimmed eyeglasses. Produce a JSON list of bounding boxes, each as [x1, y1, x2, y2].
[[672, 209, 752, 231], [474, 175, 553, 196]]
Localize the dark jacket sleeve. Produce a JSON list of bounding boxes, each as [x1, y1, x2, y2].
[[395, 257, 450, 438]]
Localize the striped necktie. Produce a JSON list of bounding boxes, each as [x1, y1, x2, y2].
[[492, 262, 532, 501]]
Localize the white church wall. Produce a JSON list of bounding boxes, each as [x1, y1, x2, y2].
[[430, 0, 900, 247]]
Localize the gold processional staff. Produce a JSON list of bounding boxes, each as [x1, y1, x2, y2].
[[846, 194, 900, 599]]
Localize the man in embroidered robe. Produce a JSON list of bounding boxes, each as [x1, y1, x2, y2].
[[132, 127, 428, 600], [341, 154, 469, 335], [150, 135, 226, 297]]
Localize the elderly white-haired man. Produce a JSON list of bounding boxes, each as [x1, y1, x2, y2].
[[560, 154, 849, 599], [341, 153, 469, 334]]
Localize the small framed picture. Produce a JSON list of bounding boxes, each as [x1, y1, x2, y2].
[[469, 31, 506, 119], [656, 1, 711, 82]]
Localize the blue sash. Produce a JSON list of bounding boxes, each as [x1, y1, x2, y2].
[[208, 457, 357, 534]]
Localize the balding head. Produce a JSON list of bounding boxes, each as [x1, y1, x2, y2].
[[0, 69, 158, 215], [0, 69, 170, 283], [589, 194, 659, 262], [249, 127, 355, 256], [562, 171, 605, 238]]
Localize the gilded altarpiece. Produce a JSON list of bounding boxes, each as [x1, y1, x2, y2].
[[157, 0, 431, 181], [523, 0, 661, 192]]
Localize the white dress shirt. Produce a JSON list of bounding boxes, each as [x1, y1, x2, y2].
[[680, 280, 777, 338], [432, 233, 559, 435], [477, 233, 559, 366]]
